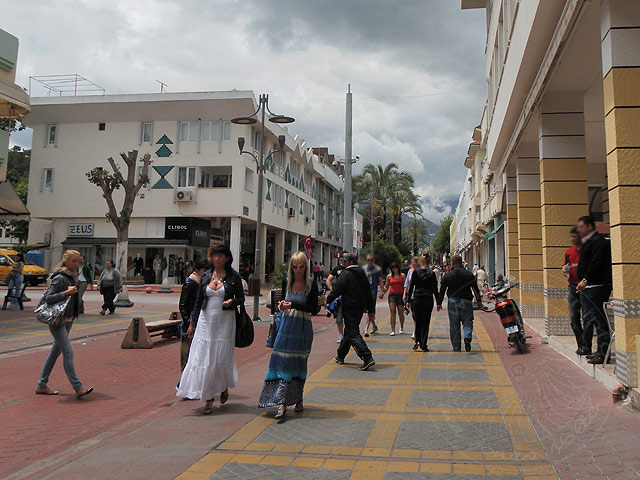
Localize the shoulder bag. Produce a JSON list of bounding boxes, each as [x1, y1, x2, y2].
[[35, 288, 70, 328], [235, 303, 254, 348]]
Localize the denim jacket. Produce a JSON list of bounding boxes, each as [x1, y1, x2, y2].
[[189, 268, 245, 326]]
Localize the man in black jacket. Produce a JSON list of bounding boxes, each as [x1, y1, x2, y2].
[[436, 255, 483, 352], [576, 216, 613, 364], [327, 254, 376, 371]]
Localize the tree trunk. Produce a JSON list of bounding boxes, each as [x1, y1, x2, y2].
[[114, 229, 134, 307]]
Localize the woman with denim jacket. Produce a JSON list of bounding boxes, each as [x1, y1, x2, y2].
[[176, 244, 244, 414], [35, 250, 93, 398]]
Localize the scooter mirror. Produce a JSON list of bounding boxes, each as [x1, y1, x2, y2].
[[507, 275, 516, 282]]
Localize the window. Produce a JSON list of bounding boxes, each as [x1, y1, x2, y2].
[[179, 121, 199, 142], [201, 122, 211, 142], [42, 168, 54, 191], [142, 122, 153, 143], [46, 124, 57, 145], [177, 167, 197, 188], [223, 121, 231, 141], [200, 121, 231, 142], [245, 167, 255, 192], [200, 166, 232, 188], [98, 123, 106, 131]]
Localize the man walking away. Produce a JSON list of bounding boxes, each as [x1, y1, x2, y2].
[[312, 261, 320, 285], [326, 252, 349, 343], [576, 216, 613, 364], [564, 227, 586, 355], [328, 254, 376, 371], [437, 255, 483, 352], [364, 254, 384, 336], [475, 265, 488, 299]]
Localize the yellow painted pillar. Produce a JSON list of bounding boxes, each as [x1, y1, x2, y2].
[[538, 93, 590, 336], [516, 148, 544, 320], [602, 0, 640, 387], [506, 164, 520, 302]]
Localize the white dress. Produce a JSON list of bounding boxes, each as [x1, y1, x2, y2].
[[176, 285, 238, 401]]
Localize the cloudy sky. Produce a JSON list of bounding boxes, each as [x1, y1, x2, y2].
[[5, 0, 486, 223]]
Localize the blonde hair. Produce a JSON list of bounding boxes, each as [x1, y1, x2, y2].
[[57, 249, 82, 271], [287, 251, 313, 295], [419, 250, 429, 267]]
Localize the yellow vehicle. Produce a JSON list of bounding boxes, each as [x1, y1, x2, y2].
[[0, 249, 48, 286]]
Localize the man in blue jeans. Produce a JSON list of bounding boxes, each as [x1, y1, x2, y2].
[[436, 255, 483, 352]]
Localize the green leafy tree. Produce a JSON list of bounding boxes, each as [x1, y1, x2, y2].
[[431, 216, 453, 257], [1, 147, 31, 244], [405, 218, 429, 255], [362, 235, 403, 273]]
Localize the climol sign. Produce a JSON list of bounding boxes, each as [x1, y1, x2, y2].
[[68, 223, 94, 236]]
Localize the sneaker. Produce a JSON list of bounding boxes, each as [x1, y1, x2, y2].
[[359, 359, 375, 371], [399, 329, 404, 335], [334, 356, 345, 365], [389, 331, 395, 336], [364, 330, 369, 337], [464, 338, 472, 352], [336, 335, 343, 343], [372, 326, 379, 334], [411, 332, 415, 340]]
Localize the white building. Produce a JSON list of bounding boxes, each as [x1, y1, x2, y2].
[[24, 90, 357, 282]]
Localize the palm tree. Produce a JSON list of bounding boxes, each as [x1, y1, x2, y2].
[[389, 186, 421, 246], [405, 218, 429, 254]]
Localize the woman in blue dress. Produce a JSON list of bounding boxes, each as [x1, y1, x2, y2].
[[259, 251, 318, 418]]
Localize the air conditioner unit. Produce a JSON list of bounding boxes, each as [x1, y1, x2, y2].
[[304, 216, 310, 224], [176, 190, 193, 202], [288, 208, 296, 218]]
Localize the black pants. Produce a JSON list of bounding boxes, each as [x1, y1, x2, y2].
[[580, 285, 611, 356], [101, 285, 116, 313], [413, 296, 434, 350], [337, 308, 373, 362], [568, 284, 584, 349]]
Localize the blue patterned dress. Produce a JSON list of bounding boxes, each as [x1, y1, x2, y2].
[[259, 290, 314, 407]]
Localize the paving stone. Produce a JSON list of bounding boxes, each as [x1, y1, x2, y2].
[[408, 389, 500, 409], [305, 387, 392, 406], [254, 417, 376, 446], [369, 341, 415, 350], [210, 463, 351, 480], [328, 366, 402, 381], [420, 353, 485, 364], [384, 473, 522, 480], [346, 353, 409, 363], [418, 368, 490, 383], [394, 420, 513, 451]]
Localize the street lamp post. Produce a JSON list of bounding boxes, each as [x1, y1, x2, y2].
[[232, 94, 294, 321]]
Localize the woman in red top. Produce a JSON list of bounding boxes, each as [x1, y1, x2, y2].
[[383, 263, 406, 336]]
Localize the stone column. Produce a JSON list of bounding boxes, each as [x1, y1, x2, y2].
[[601, 0, 640, 386], [274, 229, 285, 268], [257, 226, 267, 283], [516, 146, 544, 320], [505, 164, 520, 302], [229, 216, 241, 272], [538, 93, 590, 336], [290, 233, 299, 256]]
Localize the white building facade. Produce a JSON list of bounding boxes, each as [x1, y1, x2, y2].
[[25, 91, 357, 283]]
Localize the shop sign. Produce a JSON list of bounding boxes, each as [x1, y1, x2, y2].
[[68, 223, 94, 236], [190, 218, 211, 248], [165, 217, 190, 240], [165, 217, 211, 247]]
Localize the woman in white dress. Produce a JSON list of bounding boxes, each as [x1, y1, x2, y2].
[[176, 244, 245, 414]]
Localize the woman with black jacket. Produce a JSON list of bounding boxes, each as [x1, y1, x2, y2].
[[178, 259, 209, 372], [407, 254, 439, 352], [259, 251, 318, 418], [177, 245, 244, 414], [35, 250, 93, 398]]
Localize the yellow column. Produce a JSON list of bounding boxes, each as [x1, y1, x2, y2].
[[538, 93, 590, 336], [516, 149, 544, 320], [506, 164, 520, 302], [602, 0, 640, 387]]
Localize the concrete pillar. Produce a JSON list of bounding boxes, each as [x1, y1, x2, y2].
[[538, 92, 590, 336], [290, 233, 299, 256], [601, 0, 640, 386], [258, 226, 267, 283], [516, 145, 544, 320], [274, 229, 285, 268], [230, 217, 241, 272], [505, 164, 520, 302]]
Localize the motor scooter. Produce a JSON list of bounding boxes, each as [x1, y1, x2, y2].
[[485, 276, 529, 353]]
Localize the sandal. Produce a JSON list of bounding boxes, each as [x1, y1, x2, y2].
[[220, 389, 229, 405], [203, 399, 214, 415], [294, 401, 304, 413], [275, 405, 287, 419], [35, 386, 59, 395]]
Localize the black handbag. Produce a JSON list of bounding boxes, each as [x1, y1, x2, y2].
[[235, 303, 254, 348]]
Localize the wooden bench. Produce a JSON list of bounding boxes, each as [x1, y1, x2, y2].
[[121, 312, 181, 349], [3, 283, 28, 310]]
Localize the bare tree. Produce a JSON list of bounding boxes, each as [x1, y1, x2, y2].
[[87, 150, 152, 304]]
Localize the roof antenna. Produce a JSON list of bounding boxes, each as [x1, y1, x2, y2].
[[156, 80, 167, 93]]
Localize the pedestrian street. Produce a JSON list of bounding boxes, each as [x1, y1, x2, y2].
[[177, 311, 556, 480]]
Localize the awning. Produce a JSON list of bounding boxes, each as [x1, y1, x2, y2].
[[0, 76, 30, 118], [0, 181, 29, 217], [482, 223, 504, 242], [62, 237, 191, 246]]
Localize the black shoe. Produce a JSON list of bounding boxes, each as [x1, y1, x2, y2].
[[359, 359, 375, 371], [334, 356, 345, 365], [576, 347, 590, 356], [586, 353, 598, 360], [412, 342, 419, 350], [587, 355, 609, 364], [420, 346, 429, 352], [464, 338, 472, 352]]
